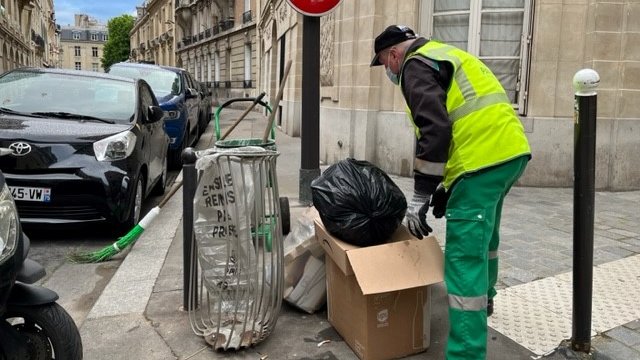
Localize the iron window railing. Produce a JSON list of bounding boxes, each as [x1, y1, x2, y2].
[[242, 11, 252, 24]]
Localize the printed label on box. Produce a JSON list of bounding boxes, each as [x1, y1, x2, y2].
[[377, 309, 389, 328]]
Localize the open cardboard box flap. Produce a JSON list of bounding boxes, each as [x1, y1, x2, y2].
[[347, 236, 444, 295], [315, 219, 444, 295]]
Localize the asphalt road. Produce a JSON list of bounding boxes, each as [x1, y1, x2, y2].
[[25, 169, 181, 328]]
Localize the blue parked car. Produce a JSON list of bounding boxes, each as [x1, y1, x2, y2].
[[108, 62, 205, 168]]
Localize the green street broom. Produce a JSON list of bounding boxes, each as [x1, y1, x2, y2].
[[68, 180, 183, 263]]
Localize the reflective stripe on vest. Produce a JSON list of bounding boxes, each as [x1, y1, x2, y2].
[[448, 294, 488, 312], [489, 250, 498, 260], [401, 40, 531, 188]]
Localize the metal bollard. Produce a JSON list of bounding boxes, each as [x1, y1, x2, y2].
[[182, 147, 198, 311], [571, 69, 599, 352]]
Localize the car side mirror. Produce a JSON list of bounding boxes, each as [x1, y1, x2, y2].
[[186, 88, 198, 99], [148, 105, 164, 123]]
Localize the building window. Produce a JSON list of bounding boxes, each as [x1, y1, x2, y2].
[[92, 47, 98, 57], [214, 51, 220, 83], [73, 32, 80, 40], [244, 43, 251, 88], [74, 46, 81, 56], [91, 33, 98, 41], [75, 62, 81, 70], [420, 0, 533, 113], [103, 34, 108, 41], [92, 63, 99, 72]]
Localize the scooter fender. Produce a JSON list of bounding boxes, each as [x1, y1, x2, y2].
[[7, 282, 59, 306]]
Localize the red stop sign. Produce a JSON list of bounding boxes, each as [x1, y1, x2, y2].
[[286, 0, 342, 16]]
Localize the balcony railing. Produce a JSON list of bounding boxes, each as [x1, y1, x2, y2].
[[219, 19, 234, 32], [242, 11, 252, 24], [177, 18, 238, 50]]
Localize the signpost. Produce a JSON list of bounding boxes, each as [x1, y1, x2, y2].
[[286, 0, 342, 205]]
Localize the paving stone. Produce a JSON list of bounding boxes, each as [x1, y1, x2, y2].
[[501, 267, 538, 283], [618, 243, 640, 255], [591, 335, 640, 360], [621, 238, 640, 247], [500, 277, 524, 287], [595, 229, 630, 241], [625, 320, 640, 331], [608, 228, 640, 238], [605, 327, 640, 347], [593, 252, 625, 266], [601, 246, 635, 258]]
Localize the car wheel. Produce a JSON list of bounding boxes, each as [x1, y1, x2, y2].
[[151, 156, 168, 196], [119, 176, 144, 231], [197, 111, 205, 137]]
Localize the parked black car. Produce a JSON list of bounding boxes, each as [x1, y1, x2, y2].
[[0, 68, 169, 230], [107, 62, 205, 168]]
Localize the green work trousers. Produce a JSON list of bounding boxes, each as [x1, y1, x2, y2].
[[444, 155, 529, 360]]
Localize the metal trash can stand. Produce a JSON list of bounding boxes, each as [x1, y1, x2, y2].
[[189, 146, 284, 350]]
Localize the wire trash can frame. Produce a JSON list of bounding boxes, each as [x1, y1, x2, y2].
[[213, 96, 291, 235], [213, 96, 275, 145], [189, 146, 284, 350]]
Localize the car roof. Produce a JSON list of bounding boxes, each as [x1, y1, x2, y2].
[[11, 67, 137, 84], [111, 62, 186, 75]]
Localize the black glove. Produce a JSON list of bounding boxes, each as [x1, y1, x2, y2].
[[405, 193, 432, 239], [430, 184, 449, 219]]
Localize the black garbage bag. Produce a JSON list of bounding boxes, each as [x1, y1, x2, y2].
[[311, 158, 407, 247]]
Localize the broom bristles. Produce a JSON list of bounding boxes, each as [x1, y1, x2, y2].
[[68, 225, 144, 263], [67, 206, 161, 263]]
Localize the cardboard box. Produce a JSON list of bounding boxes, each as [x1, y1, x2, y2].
[[315, 220, 444, 360]]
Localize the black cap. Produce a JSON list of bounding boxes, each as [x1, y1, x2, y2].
[[370, 25, 417, 66]]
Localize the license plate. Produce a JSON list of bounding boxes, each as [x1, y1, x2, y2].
[[9, 186, 52, 202]]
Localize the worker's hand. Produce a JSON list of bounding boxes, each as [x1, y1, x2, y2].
[[430, 184, 449, 219], [405, 192, 432, 239]]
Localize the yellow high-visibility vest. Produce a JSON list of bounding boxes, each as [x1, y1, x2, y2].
[[402, 40, 531, 189]]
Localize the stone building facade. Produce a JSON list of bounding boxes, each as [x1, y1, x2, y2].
[[0, 0, 57, 72], [59, 14, 108, 72], [174, 0, 257, 99], [255, 0, 640, 190], [130, 0, 175, 66]]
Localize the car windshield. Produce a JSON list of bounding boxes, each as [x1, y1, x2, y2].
[[0, 70, 136, 124], [108, 65, 180, 98]]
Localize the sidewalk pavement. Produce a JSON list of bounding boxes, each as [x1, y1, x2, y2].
[[80, 108, 640, 360]]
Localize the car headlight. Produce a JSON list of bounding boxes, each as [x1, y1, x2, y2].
[[0, 182, 19, 262], [93, 131, 137, 161], [165, 110, 181, 120]]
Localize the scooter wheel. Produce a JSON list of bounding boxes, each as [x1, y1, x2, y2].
[[4, 303, 83, 359]]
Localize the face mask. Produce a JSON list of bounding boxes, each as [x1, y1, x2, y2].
[[385, 51, 400, 85], [386, 66, 399, 85]]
